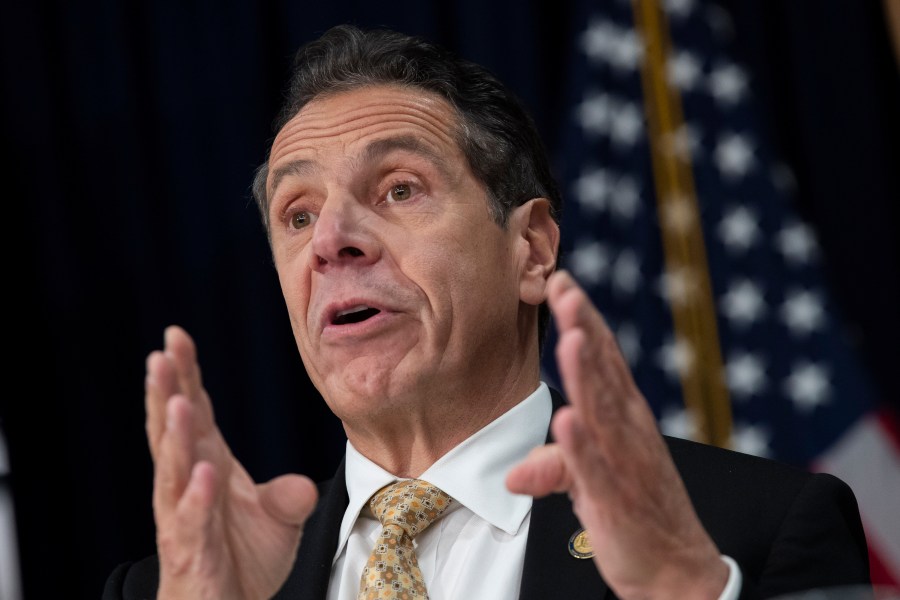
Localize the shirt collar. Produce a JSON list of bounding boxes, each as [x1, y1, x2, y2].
[[335, 382, 552, 560]]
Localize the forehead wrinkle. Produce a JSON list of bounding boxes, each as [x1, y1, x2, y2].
[[274, 111, 457, 158], [360, 135, 455, 181], [270, 93, 459, 164], [267, 87, 467, 198]]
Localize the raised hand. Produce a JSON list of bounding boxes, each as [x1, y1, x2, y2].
[[507, 271, 729, 600], [145, 326, 318, 600]]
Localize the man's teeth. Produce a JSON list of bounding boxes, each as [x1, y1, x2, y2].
[[337, 305, 370, 317]]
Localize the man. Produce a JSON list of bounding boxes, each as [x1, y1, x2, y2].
[[104, 25, 870, 600]]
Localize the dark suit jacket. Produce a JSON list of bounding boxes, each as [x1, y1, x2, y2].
[[104, 391, 870, 599]]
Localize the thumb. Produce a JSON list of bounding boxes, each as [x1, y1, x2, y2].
[[506, 443, 572, 498], [259, 474, 319, 526]]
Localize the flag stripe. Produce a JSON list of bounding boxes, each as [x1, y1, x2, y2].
[[877, 410, 900, 457], [816, 414, 900, 581], [868, 543, 900, 591]]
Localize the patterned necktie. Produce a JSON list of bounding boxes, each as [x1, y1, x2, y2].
[[358, 479, 453, 600]]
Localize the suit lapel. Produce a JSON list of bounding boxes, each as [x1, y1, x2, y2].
[[518, 389, 611, 600], [519, 491, 610, 600], [276, 460, 349, 600]]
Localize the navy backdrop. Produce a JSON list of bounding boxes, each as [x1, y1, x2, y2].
[[2, 1, 897, 598]]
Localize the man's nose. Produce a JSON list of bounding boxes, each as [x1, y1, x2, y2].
[[309, 194, 381, 271]]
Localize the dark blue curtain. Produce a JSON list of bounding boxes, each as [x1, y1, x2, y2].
[[2, 1, 896, 597]]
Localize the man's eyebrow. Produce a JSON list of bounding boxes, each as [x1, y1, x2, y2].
[[268, 136, 452, 198], [361, 136, 452, 177], [269, 159, 319, 198]]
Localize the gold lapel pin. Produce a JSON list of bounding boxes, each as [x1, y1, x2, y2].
[[568, 528, 594, 559]]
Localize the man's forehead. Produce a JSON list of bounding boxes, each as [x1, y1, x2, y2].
[[268, 85, 461, 165]]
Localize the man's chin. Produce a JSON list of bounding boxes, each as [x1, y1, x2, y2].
[[320, 361, 432, 420]]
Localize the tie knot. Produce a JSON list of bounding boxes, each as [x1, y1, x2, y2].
[[369, 479, 452, 538]]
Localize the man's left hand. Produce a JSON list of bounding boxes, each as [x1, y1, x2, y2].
[[507, 270, 729, 600]]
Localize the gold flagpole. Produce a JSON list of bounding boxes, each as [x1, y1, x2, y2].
[[632, 0, 733, 447]]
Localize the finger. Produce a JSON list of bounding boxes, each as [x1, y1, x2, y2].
[[557, 323, 627, 430], [164, 325, 204, 398], [505, 440, 572, 497], [153, 395, 197, 515], [258, 474, 319, 527], [549, 271, 630, 380], [175, 461, 218, 532], [551, 411, 631, 535], [156, 461, 222, 598], [164, 325, 215, 427], [547, 270, 608, 339], [551, 407, 613, 508], [551, 273, 637, 426], [145, 350, 178, 458]]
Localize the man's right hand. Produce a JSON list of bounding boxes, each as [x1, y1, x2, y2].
[[146, 326, 318, 600]]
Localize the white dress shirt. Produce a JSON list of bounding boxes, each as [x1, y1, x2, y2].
[[325, 382, 741, 600]]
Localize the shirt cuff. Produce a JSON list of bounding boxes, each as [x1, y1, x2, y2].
[[717, 555, 742, 600]]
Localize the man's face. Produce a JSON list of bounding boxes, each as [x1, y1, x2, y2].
[[265, 85, 532, 424]]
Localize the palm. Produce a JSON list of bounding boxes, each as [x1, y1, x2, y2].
[[507, 272, 728, 599], [146, 327, 317, 600]]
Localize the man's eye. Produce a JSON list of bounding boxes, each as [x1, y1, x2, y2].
[[291, 211, 316, 229], [387, 184, 413, 203]]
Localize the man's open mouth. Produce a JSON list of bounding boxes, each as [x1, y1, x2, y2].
[[332, 305, 382, 325]]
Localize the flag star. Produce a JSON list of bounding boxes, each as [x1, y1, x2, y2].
[[573, 167, 612, 212], [576, 92, 613, 136], [659, 406, 697, 440], [719, 279, 767, 328], [611, 175, 641, 221], [783, 361, 831, 412], [569, 240, 611, 285], [667, 50, 703, 92], [708, 63, 748, 106], [612, 250, 642, 295], [717, 205, 760, 252], [714, 133, 756, 180], [663, 0, 696, 20], [658, 267, 698, 307], [780, 289, 826, 336], [610, 102, 644, 148], [660, 194, 698, 233], [725, 352, 768, 399], [661, 123, 702, 160], [775, 221, 820, 266], [581, 20, 617, 65], [608, 28, 644, 72], [730, 422, 772, 457], [615, 321, 642, 366], [657, 337, 695, 380]]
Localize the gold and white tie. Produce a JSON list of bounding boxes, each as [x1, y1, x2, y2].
[[358, 479, 452, 600]]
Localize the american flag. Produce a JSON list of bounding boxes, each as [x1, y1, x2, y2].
[[540, 0, 900, 587]]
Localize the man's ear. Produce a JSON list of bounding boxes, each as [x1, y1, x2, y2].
[[512, 198, 560, 306]]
